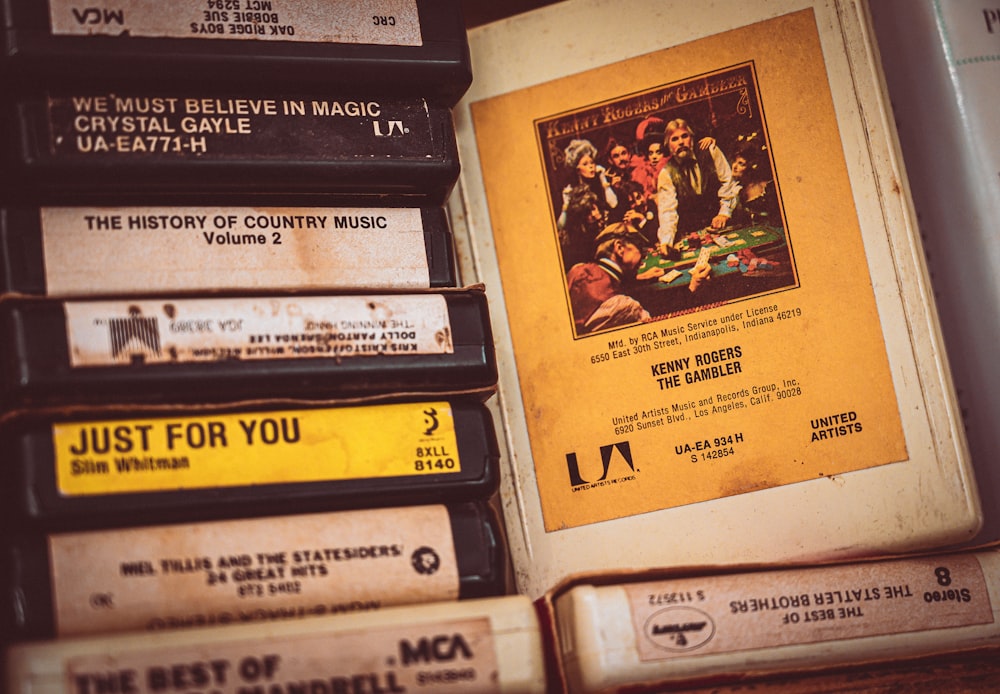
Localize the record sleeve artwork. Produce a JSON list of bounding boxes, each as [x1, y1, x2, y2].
[[538, 60, 795, 332], [470, 10, 908, 530]]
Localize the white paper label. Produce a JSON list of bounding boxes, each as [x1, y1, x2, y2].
[[624, 553, 994, 661], [48, 0, 422, 46], [40, 206, 432, 294], [65, 617, 501, 693], [49, 506, 460, 636], [63, 294, 454, 366]]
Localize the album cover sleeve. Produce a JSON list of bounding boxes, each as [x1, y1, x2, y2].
[[449, 0, 981, 599]]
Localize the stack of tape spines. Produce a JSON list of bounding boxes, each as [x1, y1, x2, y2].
[[0, 3, 548, 692]]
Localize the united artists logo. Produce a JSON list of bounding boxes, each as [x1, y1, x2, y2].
[[565, 441, 638, 492], [373, 120, 407, 136]]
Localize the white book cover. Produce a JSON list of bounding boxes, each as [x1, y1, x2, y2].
[[449, 0, 982, 599], [870, 0, 1000, 549]]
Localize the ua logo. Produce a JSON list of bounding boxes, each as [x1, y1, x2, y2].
[[565, 441, 635, 487], [373, 120, 406, 136]]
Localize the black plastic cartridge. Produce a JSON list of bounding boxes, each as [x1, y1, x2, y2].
[[0, 0, 472, 106], [2, 398, 500, 528], [2, 501, 507, 639], [0, 289, 496, 406], [1, 89, 460, 204]]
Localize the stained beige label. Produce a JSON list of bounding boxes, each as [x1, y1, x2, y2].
[[624, 553, 994, 660], [63, 295, 453, 366], [48, 0, 422, 46], [469, 9, 906, 530], [65, 617, 499, 693], [49, 505, 460, 636], [53, 402, 462, 496], [40, 206, 430, 294]]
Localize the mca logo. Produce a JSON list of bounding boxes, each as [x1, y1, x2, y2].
[[565, 441, 637, 489], [71, 7, 125, 25]]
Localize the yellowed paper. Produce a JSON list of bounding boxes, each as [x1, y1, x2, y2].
[[65, 618, 500, 694], [623, 553, 994, 660], [48, 506, 459, 636], [470, 9, 906, 531], [40, 206, 431, 293]]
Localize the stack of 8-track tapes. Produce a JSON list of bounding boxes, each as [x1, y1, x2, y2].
[[0, 2, 548, 692]]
